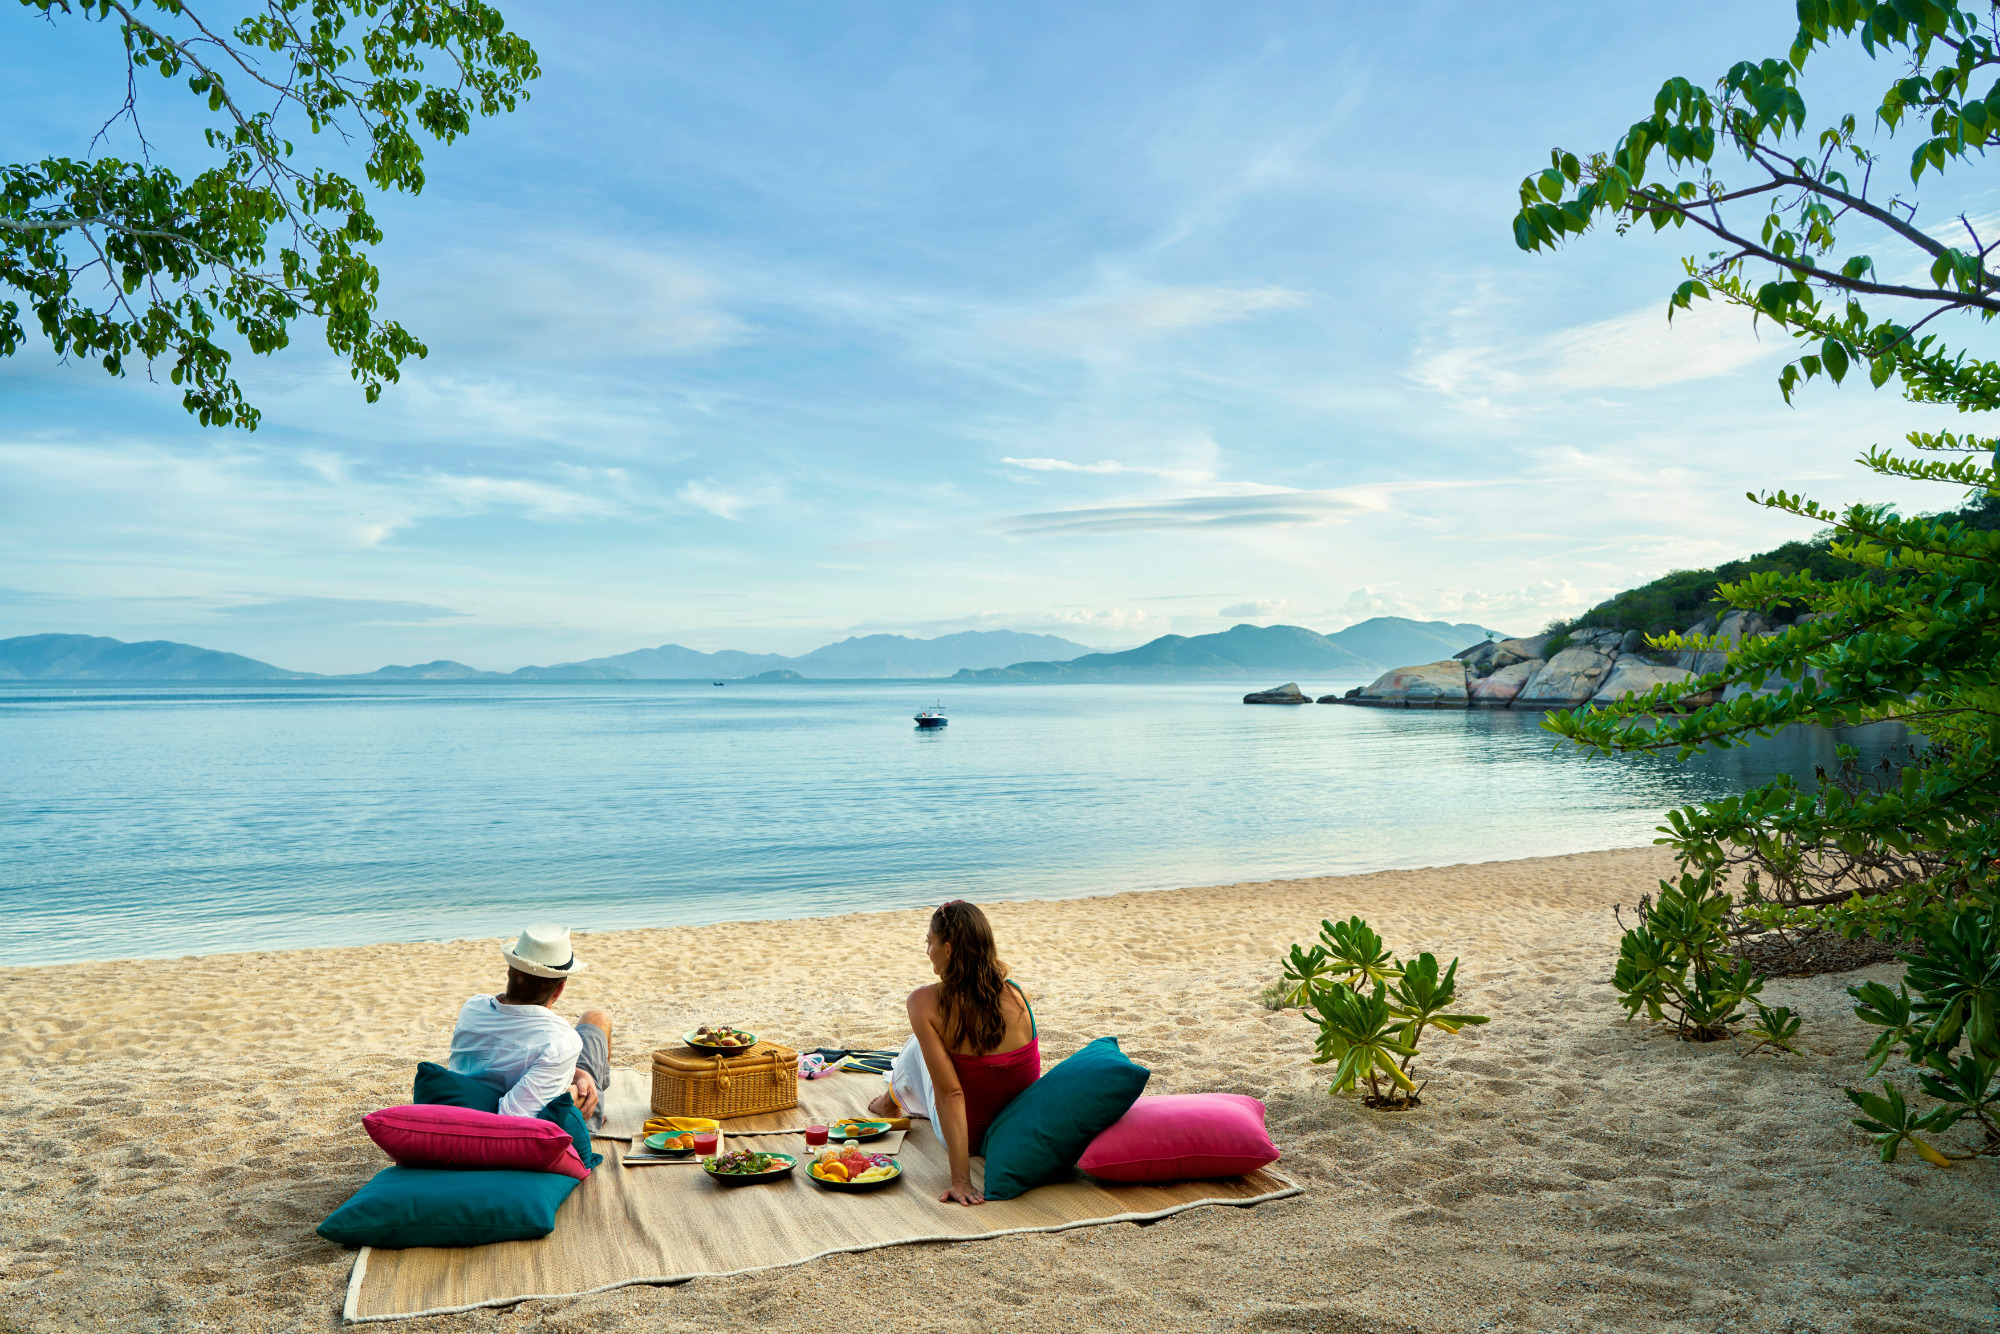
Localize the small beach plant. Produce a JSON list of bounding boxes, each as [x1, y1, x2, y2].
[[1612, 872, 1770, 1042], [1743, 1003, 1802, 1056], [1285, 916, 1487, 1109]]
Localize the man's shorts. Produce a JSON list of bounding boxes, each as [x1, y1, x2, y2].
[[575, 1020, 611, 1093]]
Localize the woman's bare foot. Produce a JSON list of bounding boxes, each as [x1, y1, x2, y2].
[[866, 1089, 900, 1118]]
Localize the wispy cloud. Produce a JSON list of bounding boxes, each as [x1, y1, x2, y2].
[[211, 596, 468, 626], [1412, 294, 1783, 413], [993, 284, 1307, 358], [1218, 598, 1297, 620], [390, 236, 751, 363], [1000, 456, 1216, 484], [675, 479, 784, 521], [1004, 481, 1459, 536]]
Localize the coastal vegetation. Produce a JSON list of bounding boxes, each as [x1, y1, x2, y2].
[[1612, 871, 1769, 1042], [1281, 916, 1488, 1109], [3, 1, 540, 428], [1516, 0, 2000, 1165], [1545, 493, 2000, 640]]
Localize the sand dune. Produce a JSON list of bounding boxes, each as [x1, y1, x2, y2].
[[1, 846, 1989, 1332]]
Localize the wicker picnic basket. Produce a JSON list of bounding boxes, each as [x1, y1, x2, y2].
[[650, 1040, 800, 1120]]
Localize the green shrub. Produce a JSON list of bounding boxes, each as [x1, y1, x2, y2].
[[1283, 916, 1487, 1109], [1845, 908, 2000, 1165], [1612, 872, 1770, 1042]]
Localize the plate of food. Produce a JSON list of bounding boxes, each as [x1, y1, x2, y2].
[[807, 1147, 902, 1192], [683, 1025, 757, 1053], [642, 1130, 698, 1157], [826, 1118, 893, 1142], [702, 1149, 796, 1186]]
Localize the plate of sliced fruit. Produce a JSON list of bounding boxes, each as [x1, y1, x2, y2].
[[683, 1025, 757, 1053], [807, 1147, 902, 1192]]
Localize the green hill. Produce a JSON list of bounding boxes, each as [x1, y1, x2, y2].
[[953, 623, 1378, 681], [0, 633, 314, 680], [1554, 496, 2000, 638]]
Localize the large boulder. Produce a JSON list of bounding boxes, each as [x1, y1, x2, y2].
[[1243, 682, 1312, 704], [1456, 634, 1552, 677], [1674, 609, 1770, 675], [1515, 646, 1617, 708], [1468, 658, 1542, 706], [1454, 640, 1502, 671], [1353, 660, 1469, 707], [1590, 658, 1695, 707]]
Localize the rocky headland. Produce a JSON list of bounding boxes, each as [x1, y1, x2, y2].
[[1299, 609, 1792, 710]]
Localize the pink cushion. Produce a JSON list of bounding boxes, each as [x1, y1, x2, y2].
[[363, 1104, 590, 1179], [1077, 1093, 1279, 1183]]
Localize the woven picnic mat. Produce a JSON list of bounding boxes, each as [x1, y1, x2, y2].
[[590, 1068, 653, 1141], [343, 1072, 1299, 1323]]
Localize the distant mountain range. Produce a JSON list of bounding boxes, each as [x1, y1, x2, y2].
[[546, 630, 1100, 680], [0, 629, 1101, 682], [0, 618, 1509, 683], [951, 617, 1503, 681]]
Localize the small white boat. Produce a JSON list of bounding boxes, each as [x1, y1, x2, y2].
[[914, 705, 947, 729]]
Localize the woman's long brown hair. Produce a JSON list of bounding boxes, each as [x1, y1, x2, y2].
[[931, 900, 1009, 1053]]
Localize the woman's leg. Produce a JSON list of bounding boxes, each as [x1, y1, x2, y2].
[[869, 1034, 935, 1122]]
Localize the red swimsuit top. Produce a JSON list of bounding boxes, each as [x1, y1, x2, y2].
[[948, 980, 1040, 1153]]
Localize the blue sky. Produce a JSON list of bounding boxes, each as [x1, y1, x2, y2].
[[3, 1, 1995, 672]]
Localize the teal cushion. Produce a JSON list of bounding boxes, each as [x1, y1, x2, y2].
[[316, 1166, 579, 1249], [412, 1061, 602, 1170], [536, 1092, 601, 1170], [413, 1061, 500, 1111], [980, 1037, 1150, 1200]]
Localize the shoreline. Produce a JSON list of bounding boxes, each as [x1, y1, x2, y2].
[[11, 840, 1667, 971], [6, 845, 1989, 1333]]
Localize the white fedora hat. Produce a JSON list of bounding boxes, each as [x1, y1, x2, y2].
[[502, 923, 589, 979]]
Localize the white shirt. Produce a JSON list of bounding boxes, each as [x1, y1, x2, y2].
[[448, 994, 583, 1119]]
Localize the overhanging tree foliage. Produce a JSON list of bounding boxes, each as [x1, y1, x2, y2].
[[1515, 0, 2000, 1164], [3, 0, 539, 428]]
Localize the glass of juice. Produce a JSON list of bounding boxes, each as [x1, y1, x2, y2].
[[804, 1124, 828, 1149], [693, 1131, 719, 1157]]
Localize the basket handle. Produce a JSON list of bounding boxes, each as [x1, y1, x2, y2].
[[712, 1056, 731, 1091]]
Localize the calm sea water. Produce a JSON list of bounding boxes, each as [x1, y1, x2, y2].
[[0, 680, 1912, 963]]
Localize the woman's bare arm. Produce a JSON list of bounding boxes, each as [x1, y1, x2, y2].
[[907, 988, 982, 1205]]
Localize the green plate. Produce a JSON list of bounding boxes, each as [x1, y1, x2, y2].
[[642, 1131, 697, 1157], [808, 1159, 903, 1193], [825, 1118, 892, 1142], [702, 1152, 796, 1187]]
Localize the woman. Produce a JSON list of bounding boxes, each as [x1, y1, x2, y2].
[[868, 900, 1038, 1206]]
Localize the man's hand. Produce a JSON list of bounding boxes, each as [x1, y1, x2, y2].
[[570, 1068, 600, 1119]]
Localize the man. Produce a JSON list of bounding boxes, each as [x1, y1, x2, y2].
[[450, 923, 613, 1120]]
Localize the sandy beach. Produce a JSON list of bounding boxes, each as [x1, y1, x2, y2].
[[2, 845, 1991, 1333]]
